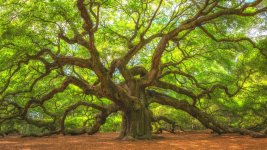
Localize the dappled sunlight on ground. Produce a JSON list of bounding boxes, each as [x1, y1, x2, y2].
[[0, 131, 266, 150]]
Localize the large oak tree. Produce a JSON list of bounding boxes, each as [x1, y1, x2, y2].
[[0, 0, 267, 139]]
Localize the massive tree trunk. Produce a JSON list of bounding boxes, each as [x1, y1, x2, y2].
[[119, 106, 152, 140], [118, 82, 152, 140]]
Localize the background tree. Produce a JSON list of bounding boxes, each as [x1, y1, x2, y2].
[[0, 0, 267, 139]]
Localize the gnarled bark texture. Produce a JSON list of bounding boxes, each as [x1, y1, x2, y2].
[[119, 106, 152, 139]]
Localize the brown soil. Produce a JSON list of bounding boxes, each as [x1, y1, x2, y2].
[[0, 131, 266, 150]]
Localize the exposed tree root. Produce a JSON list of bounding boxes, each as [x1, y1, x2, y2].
[[21, 130, 61, 138], [0, 129, 20, 137], [226, 127, 267, 138], [152, 116, 184, 134]]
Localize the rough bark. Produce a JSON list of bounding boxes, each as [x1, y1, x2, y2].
[[119, 104, 152, 140]]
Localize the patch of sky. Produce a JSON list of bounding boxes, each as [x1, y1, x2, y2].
[[64, 67, 72, 76], [245, 0, 254, 3], [29, 112, 42, 119]]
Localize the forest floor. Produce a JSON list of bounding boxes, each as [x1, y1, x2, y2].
[[0, 130, 267, 150]]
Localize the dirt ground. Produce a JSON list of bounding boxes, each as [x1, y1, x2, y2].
[[0, 131, 266, 150]]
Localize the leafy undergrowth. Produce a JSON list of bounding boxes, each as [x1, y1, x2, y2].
[[0, 131, 266, 150]]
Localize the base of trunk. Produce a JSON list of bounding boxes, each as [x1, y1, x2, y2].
[[119, 106, 152, 139]]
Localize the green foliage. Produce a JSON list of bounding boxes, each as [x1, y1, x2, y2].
[[100, 113, 122, 132], [0, 0, 266, 136]]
